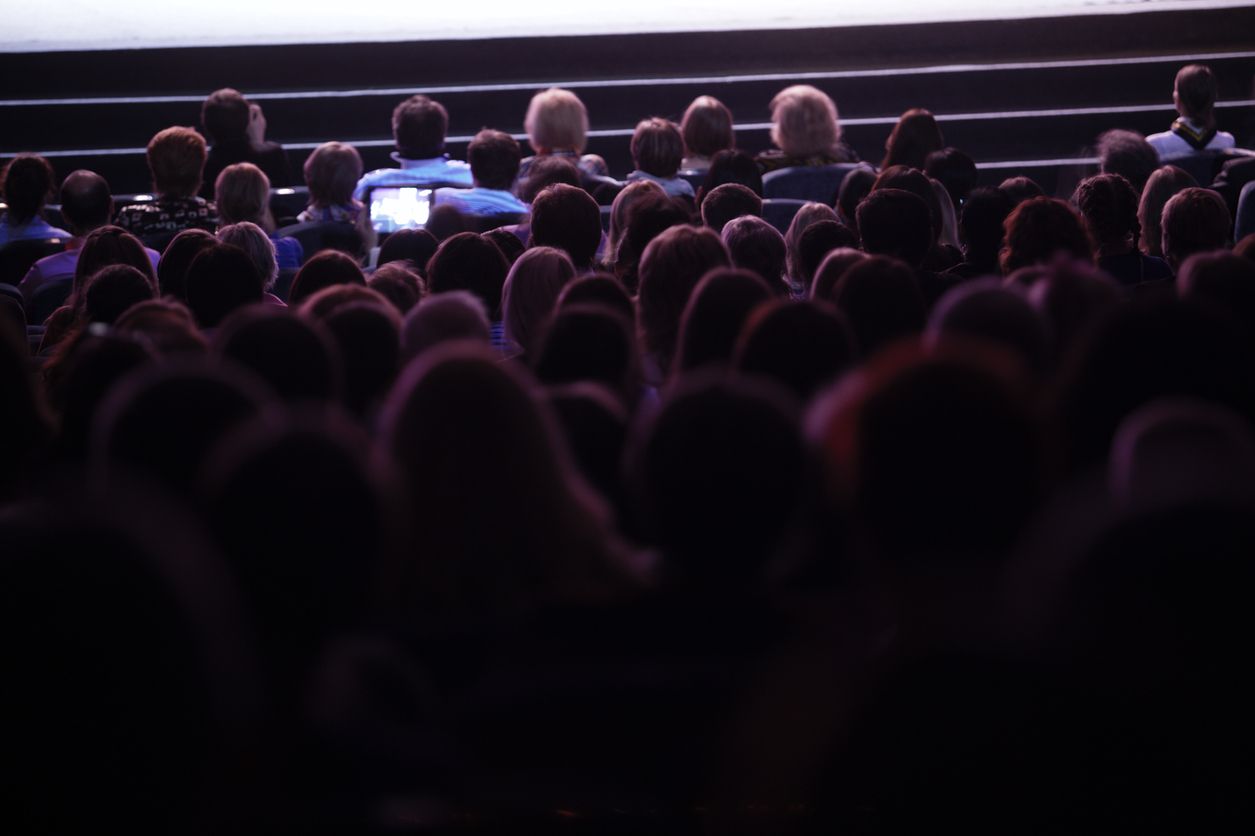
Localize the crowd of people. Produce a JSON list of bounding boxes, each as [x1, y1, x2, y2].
[[2, 61, 1255, 833]]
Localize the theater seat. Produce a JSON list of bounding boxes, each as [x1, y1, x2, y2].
[[28, 278, 72, 327], [762, 199, 807, 234], [1237, 180, 1255, 242], [274, 221, 363, 259], [0, 238, 67, 286], [1166, 152, 1223, 186], [762, 163, 866, 205]]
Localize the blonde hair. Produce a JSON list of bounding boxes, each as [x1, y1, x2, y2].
[[214, 162, 272, 231], [303, 141, 363, 209], [768, 85, 841, 158], [524, 88, 589, 154]]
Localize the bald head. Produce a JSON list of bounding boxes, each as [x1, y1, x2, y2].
[[60, 170, 113, 236]]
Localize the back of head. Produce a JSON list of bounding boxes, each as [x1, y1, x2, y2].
[[810, 246, 867, 301], [1073, 173, 1140, 250], [924, 147, 978, 209], [608, 178, 665, 260], [525, 87, 589, 154], [82, 264, 157, 326], [1023, 259, 1122, 357], [735, 299, 856, 401], [214, 162, 270, 227], [698, 149, 764, 201], [785, 201, 840, 277], [769, 84, 840, 157], [881, 108, 944, 171], [1177, 250, 1255, 330], [146, 126, 207, 199], [615, 191, 694, 290], [873, 165, 942, 242], [321, 300, 401, 417], [185, 242, 265, 328], [858, 188, 933, 268], [557, 273, 635, 324], [59, 169, 113, 235], [675, 267, 774, 373], [1161, 186, 1230, 269], [368, 262, 424, 315], [529, 183, 603, 270], [998, 176, 1045, 207], [831, 255, 926, 356], [1097, 129, 1159, 195], [158, 228, 216, 300], [401, 289, 491, 360], [426, 231, 510, 318], [796, 219, 859, 292], [681, 95, 735, 161], [216, 221, 277, 291], [288, 249, 365, 306], [200, 88, 249, 144], [515, 154, 581, 203], [113, 299, 207, 356], [638, 224, 731, 370], [631, 117, 684, 179], [926, 280, 1052, 376], [74, 225, 155, 298], [377, 227, 439, 276], [1138, 165, 1198, 258], [722, 215, 787, 292], [298, 282, 389, 322], [631, 374, 807, 583], [392, 94, 448, 159], [47, 331, 153, 462], [214, 305, 341, 403], [1174, 64, 1218, 125], [468, 129, 522, 191], [2, 154, 57, 225], [502, 245, 575, 355], [959, 187, 1014, 268], [1000, 196, 1094, 274], [837, 166, 877, 229], [533, 303, 639, 406], [700, 183, 762, 234], [303, 141, 362, 209]]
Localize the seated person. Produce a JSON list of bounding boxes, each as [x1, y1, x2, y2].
[[199, 88, 292, 199], [298, 141, 364, 223], [1097, 130, 1160, 195], [353, 95, 472, 200], [515, 87, 612, 194], [626, 118, 695, 200], [1161, 187, 1231, 271], [0, 154, 70, 246], [20, 170, 159, 302], [755, 84, 859, 174], [1146, 64, 1236, 159], [435, 130, 529, 217], [680, 96, 735, 173], [115, 126, 217, 238], [1073, 173, 1173, 287], [215, 163, 303, 270]]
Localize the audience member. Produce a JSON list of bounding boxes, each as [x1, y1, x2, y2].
[[756, 85, 857, 172], [213, 305, 341, 404], [287, 250, 365, 306], [722, 216, 788, 294], [534, 303, 642, 409], [794, 220, 859, 296], [157, 228, 217, 300], [627, 118, 694, 199], [1073, 173, 1174, 287], [376, 227, 439, 276], [1160, 186, 1231, 270], [354, 95, 471, 200], [637, 224, 730, 375], [1138, 165, 1199, 258], [435, 129, 529, 217], [502, 246, 576, 358], [529, 183, 603, 271], [735, 299, 856, 400], [116, 126, 217, 239], [425, 231, 510, 322], [925, 147, 978, 210], [830, 255, 926, 356], [401, 289, 492, 360], [184, 241, 265, 328], [517, 87, 612, 196], [696, 150, 764, 205], [882, 108, 944, 171], [1001, 197, 1094, 274], [214, 162, 303, 269], [217, 221, 282, 300], [674, 268, 774, 372], [368, 262, 424, 315], [700, 183, 762, 235], [1146, 64, 1235, 159], [200, 88, 292, 198], [0, 154, 70, 245], [1096, 129, 1159, 194], [680, 96, 736, 173], [999, 175, 1045, 207], [607, 179, 666, 264], [947, 187, 1013, 279], [298, 141, 364, 223]]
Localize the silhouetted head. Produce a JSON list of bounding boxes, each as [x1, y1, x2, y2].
[[681, 95, 736, 162], [185, 242, 265, 328], [425, 231, 510, 319], [638, 224, 730, 372], [1138, 165, 1197, 258], [631, 117, 685, 179], [924, 147, 978, 210], [736, 299, 857, 401], [214, 305, 341, 404], [1001, 197, 1094, 274], [796, 219, 860, 292], [75, 225, 155, 300], [1161, 187, 1230, 270], [858, 188, 933, 268], [377, 227, 439, 276], [529, 183, 602, 270], [557, 273, 636, 324], [59, 169, 114, 236], [533, 303, 641, 407], [722, 215, 788, 293], [158, 228, 217, 300], [1096, 129, 1159, 194], [81, 264, 158, 325], [401, 290, 491, 360], [958, 187, 1014, 271], [882, 108, 944, 171], [927, 280, 1052, 376], [502, 245, 576, 356], [287, 250, 365, 306], [831, 255, 926, 357], [675, 268, 774, 373], [391, 94, 449, 158], [368, 262, 424, 315], [2, 153, 58, 224], [700, 183, 762, 234]]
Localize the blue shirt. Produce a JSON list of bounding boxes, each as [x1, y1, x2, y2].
[[434, 186, 529, 217], [270, 234, 305, 270], [0, 214, 71, 246], [353, 152, 473, 200]]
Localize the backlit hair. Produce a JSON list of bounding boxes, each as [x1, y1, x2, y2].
[[215, 162, 271, 229], [524, 88, 589, 154], [768, 85, 841, 158], [303, 142, 362, 209], [147, 126, 207, 199], [681, 96, 735, 159]]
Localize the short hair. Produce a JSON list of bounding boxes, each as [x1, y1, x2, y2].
[[831, 256, 926, 356], [74, 226, 155, 300], [425, 231, 510, 318], [147, 127, 207, 199], [288, 250, 365, 306], [631, 117, 684, 179], [524, 87, 589, 154], [401, 290, 491, 359], [529, 183, 602, 269], [1138, 165, 1198, 258], [466, 129, 522, 191], [810, 247, 867, 301], [858, 188, 934, 269], [82, 264, 157, 325], [700, 183, 762, 233], [681, 96, 735, 160], [1175, 64, 1219, 123], [607, 179, 665, 262], [1161, 187, 1231, 269], [59, 170, 113, 235], [217, 221, 278, 291], [1000, 196, 1094, 273], [768, 84, 840, 158], [1, 154, 57, 225], [1096, 129, 1159, 195], [200, 88, 250, 144], [377, 227, 439, 276], [185, 242, 265, 328], [214, 163, 270, 226], [515, 154, 581, 203], [873, 165, 942, 242], [722, 216, 787, 293], [796, 219, 859, 290], [368, 262, 424, 315], [1073, 173, 1140, 249], [637, 225, 730, 369], [303, 142, 363, 209], [392, 95, 449, 159], [697, 150, 764, 205], [924, 147, 978, 209], [881, 108, 945, 171], [158, 228, 216, 300], [998, 176, 1045, 207]]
